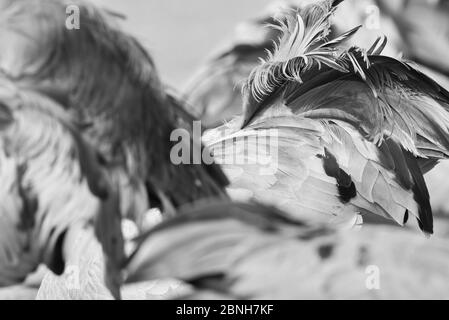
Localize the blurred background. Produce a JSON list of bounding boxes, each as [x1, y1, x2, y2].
[[93, 0, 273, 87]]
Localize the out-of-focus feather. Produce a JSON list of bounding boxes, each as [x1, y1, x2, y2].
[[126, 201, 449, 299], [126, 201, 328, 285], [0, 102, 13, 129], [0, 79, 112, 287], [0, 0, 229, 299], [0, 0, 229, 213], [36, 225, 113, 300]]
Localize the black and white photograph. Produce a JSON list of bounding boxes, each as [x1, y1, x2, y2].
[[1, 0, 449, 305]]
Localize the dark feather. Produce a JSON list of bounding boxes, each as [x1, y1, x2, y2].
[[0, 80, 116, 289], [403, 150, 433, 234], [125, 198, 449, 299], [384, 139, 413, 190], [132, 200, 308, 246], [0, 103, 13, 129], [318, 148, 356, 203]]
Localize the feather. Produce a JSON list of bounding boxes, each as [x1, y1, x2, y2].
[[94, 177, 124, 300], [125, 200, 449, 299], [383, 139, 413, 190], [0, 80, 110, 287], [242, 1, 356, 126], [0, 0, 229, 212], [238, 5, 449, 164], [0, 77, 135, 299], [0, 0, 231, 298], [367, 35, 388, 55], [0, 103, 13, 129], [201, 4, 449, 237], [402, 151, 433, 234], [317, 148, 357, 203], [126, 201, 330, 285]]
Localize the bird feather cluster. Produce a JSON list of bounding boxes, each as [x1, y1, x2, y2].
[[0, 77, 119, 286], [244, 0, 359, 102]]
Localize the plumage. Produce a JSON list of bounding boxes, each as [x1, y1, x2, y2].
[[36, 224, 114, 300], [373, 0, 449, 218], [183, 0, 402, 130], [125, 200, 449, 299], [0, 0, 229, 214], [0, 0, 230, 299], [0, 78, 120, 291], [8, 0, 449, 299], [317, 147, 356, 203], [202, 0, 449, 235]]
